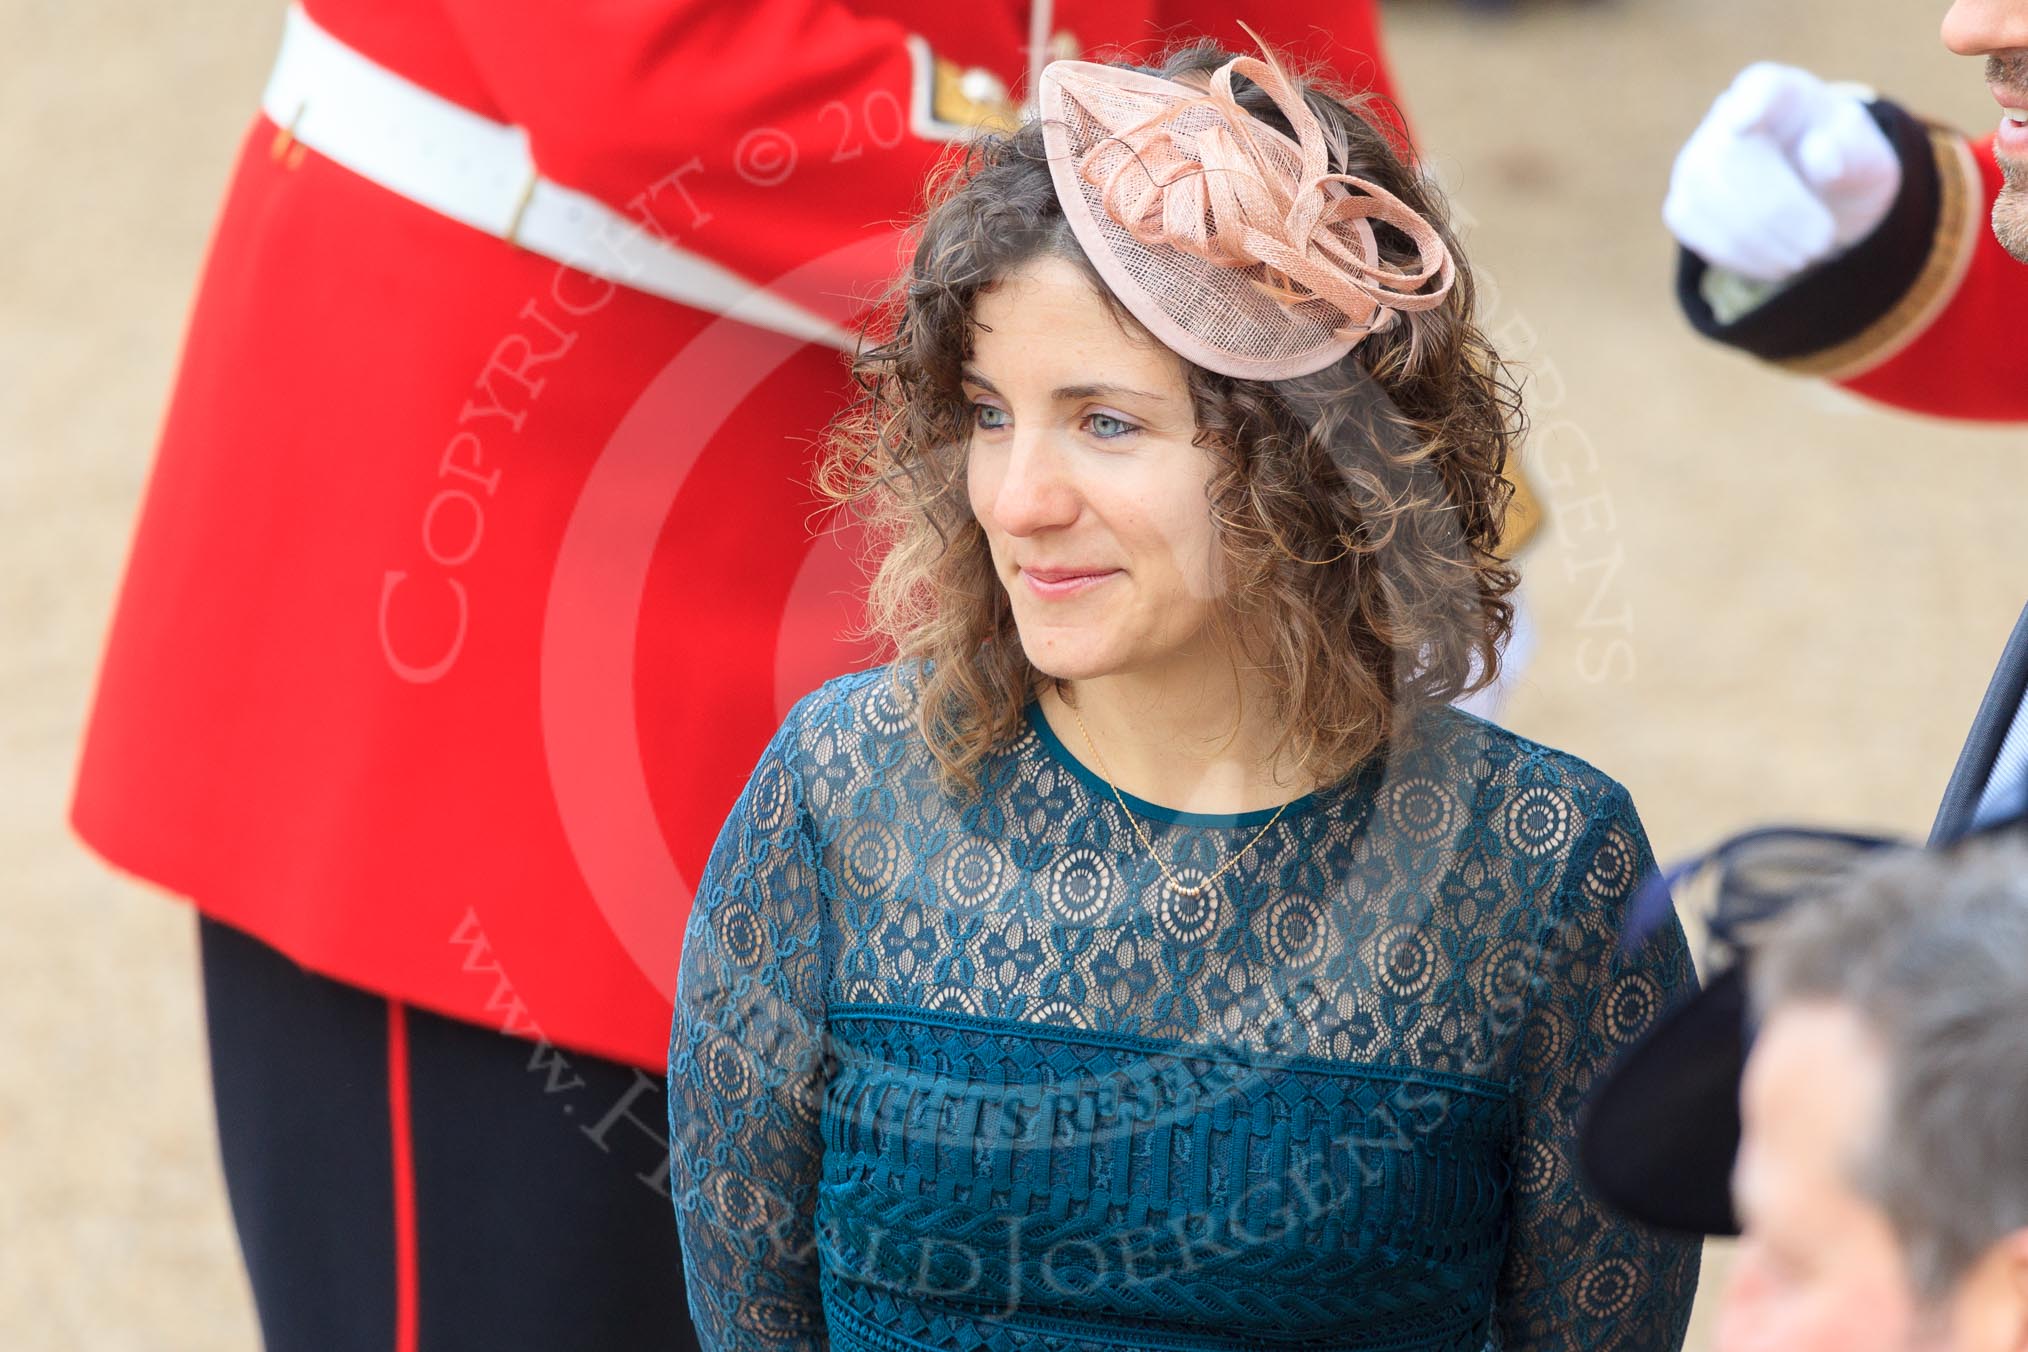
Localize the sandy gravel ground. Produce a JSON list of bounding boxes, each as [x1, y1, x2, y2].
[[2, 0, 2020, 1347]]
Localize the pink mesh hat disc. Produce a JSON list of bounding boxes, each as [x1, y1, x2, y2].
[[1038, 48, 1455, 381]]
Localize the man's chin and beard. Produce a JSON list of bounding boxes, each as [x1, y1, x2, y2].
[[1993, 55, 2028, 263], [1998, 156, 2028, 262]]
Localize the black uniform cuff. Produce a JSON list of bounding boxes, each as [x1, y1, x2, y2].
[[1675, 99, 1940, 364]]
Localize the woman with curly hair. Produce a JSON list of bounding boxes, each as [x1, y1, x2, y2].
[[668, 35, 1700, 1352]]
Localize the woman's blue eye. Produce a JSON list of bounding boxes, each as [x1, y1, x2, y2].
[[972, 403, 1010, 430], [1086, 413, 1137, 440]]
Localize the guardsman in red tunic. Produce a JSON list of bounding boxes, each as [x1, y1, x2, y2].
[[1663, 9, 2028, 423], [1579, 3, 2028, 1262], [71, 2, 1409, 1346], [1660, 0, 2028, 846]]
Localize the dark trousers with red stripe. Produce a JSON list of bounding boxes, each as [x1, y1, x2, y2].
[[199, 916, 701, 1351]]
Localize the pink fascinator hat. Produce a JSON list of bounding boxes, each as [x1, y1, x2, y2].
[[1038, 40, 1455, 381]]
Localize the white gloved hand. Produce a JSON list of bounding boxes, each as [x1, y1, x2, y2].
[[1664, 62, 1903, 285]]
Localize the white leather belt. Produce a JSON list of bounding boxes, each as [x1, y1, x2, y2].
[[259, 3, 856, 352]]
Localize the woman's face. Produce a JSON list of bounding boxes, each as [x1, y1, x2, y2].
[[964, 254, 1226, 684]]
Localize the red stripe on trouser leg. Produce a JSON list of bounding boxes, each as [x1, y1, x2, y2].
[[387, 1002, 418, 1352]]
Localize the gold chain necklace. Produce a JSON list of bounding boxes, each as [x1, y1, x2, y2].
[[1066, 697, 1291, 900]]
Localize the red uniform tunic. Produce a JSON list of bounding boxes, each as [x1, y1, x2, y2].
[[1841, 133, 2025, 420], [72, 0, 1400, 1072]]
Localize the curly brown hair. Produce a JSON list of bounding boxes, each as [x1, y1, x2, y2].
[[817, 38, 1523, 797]]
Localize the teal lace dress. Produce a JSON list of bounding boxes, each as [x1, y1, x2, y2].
[[668, 666, 1700, 1351]]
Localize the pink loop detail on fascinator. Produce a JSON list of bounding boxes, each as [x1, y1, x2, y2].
[[1038, 41, 1454, 380]]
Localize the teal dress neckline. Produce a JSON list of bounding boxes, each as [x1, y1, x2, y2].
[[1022, 697, 1335, 829]]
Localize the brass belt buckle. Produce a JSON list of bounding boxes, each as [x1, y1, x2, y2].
[[269, 101, 308, 169], [504, 168, 539, 249]]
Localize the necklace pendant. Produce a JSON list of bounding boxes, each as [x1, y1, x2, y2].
[[1170, 880, 1203, 899]]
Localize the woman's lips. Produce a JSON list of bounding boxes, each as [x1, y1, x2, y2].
[[1020, 567, 1119, 599]]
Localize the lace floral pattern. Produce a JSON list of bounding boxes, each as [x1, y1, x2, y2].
[[669, 666, 1700, 1351]]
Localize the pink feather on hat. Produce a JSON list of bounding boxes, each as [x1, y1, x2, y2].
[[1037, 38, 1455, 381]]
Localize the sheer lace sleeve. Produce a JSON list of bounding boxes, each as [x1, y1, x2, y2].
[[668, 698, 831, 1352], [1495, 784, 1701, 1350]]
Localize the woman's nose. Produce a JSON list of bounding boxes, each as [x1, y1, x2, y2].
[[990, 429, 1080, 535]]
